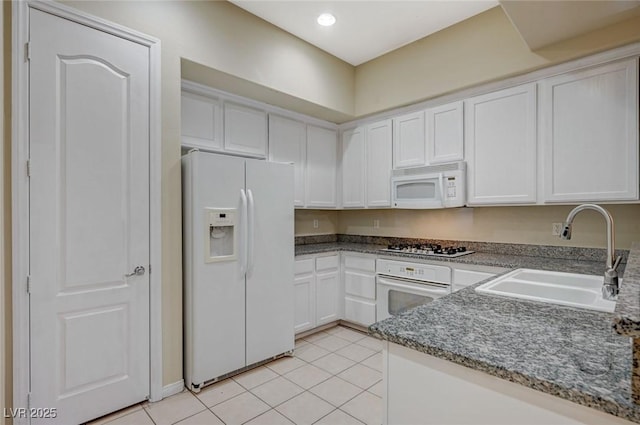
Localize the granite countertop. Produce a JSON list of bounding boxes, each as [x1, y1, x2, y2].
[[295, 241, 614, 275], [367, 241, 640, 424]]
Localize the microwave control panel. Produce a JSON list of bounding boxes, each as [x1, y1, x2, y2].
[[445, 176, 457, 199]]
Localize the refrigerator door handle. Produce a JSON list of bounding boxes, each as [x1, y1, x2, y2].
[[240, 189, 248, 276], [247, 189, 255, 275]]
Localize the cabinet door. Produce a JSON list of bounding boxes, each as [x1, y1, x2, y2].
[[452, 269, 496, 293], [269, 115, 306, 207], [342, 127, 366, 208], [541, 59, 639, 202], [306, 125, 338, 208], [344, 297, 377, 327], [181, 90, 223, 151], [294, 274, 315, 334], [426, 101, 463, 164], [224, 101, 267, 158], [393, 111, 426, 169], [316, 270, 341, 326], [366, 120, 393, 207], [465, 83, 537, 205]]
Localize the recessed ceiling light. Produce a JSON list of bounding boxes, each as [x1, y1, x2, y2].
[[317, 13, 336, 27]]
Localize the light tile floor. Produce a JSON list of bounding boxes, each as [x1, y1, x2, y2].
[[88, 325, 382, 425]]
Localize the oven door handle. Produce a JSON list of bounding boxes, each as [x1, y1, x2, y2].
[[377, 277, 450, 296]]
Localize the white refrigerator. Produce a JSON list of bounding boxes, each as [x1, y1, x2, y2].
[[182, 150, 294, 391]]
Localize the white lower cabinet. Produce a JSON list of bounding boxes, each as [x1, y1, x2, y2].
[[385, 342, 634, 425], [294, 252, 508, 334], [451, 263, 508, 293], [343, 253, 377, 327], [293, 258, 315, 334], [294, 253, 342, 334]]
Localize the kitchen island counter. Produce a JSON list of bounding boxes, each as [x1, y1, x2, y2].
[[369, 241, 640, 424]]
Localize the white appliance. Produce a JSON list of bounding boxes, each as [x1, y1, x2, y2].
[[376, 259, 451, 321], [182, 150, 294, 391], [391, 161, 466, 209]]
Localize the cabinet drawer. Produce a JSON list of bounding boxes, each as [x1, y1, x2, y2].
[[316, 255, 339, 271], [344, 297, 376, 327], [295, 258, 314, 275], [344, 255, 376, 272], [344, 271, 376, 300]]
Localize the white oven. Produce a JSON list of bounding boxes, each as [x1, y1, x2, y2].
[[376, 259, 452, 321], [391, 161, 466, 209]]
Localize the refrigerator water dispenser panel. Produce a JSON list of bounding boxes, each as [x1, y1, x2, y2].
[[204, 208, 236, 262]]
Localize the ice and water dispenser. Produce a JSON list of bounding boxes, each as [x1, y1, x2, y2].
[[204, 208, 236, 262]]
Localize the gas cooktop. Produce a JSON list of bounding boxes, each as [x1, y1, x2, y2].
[[379, 244, 474, 258]]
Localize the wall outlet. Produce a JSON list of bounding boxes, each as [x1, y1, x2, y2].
[[552, 223, 563, 236], [373, 219, 380, 229], [313, 219, 319, 229]]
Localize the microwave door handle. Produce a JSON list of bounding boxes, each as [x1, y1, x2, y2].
[[439, 173, 445, 207]]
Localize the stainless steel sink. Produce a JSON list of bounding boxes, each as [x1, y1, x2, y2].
[[475, 269, 617, 313]]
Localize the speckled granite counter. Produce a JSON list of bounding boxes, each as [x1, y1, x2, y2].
[[295, 241, 617, 276], [614, 242, 640, 337], [366, 243, 640, 424]]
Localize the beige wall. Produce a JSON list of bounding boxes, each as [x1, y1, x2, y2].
[[295, 210, 339, 236], [354, 6, 640, 116], [334, 205, 640, 250], [1, 0, 12, 420], [1, 1, 6, 421]]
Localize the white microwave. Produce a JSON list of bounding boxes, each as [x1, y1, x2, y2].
[[391, 161, 466, 209]]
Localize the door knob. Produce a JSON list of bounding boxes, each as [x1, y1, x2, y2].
[[125, 266, 145, 277]]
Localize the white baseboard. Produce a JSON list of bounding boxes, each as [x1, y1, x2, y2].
[[161, 380, 185, 399]]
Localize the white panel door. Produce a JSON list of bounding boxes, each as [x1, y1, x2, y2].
[[268, 114, 306, 207], [224, 101, 268, 158], [426, 101, 464, 164], [541, 59, 639, 202], [393, 111, 426, 169], [366, 119, 393, 207], [29, 9, 150, 424], [465, 84, 537, 205], [306, 125, 338, 208], [245, 160, 295, 365], [341, 127, 366, 208]]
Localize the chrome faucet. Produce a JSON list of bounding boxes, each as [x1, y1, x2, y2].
[[559, 204, 622, 300]]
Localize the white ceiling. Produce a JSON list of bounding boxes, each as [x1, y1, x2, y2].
[[229, 0, 499, 66]]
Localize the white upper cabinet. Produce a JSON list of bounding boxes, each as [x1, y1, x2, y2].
[[181, 90, 223, 151], [426, 101, 464, 164], [340, 119, 392, 209], [393, 111, 426, 169], [341, 127, 366, 208], [366, 119, 393, 207], [465, 83, 537, 205], [541, 59, 639, 203], [306, 125, 338, 208], [223, 101, 268, 158], [269, 114, 307, 207]]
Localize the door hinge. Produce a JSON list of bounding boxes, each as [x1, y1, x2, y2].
[[26, 159, 31, 177], [25, 42, 31, 61], [26, 275, 31, 294]]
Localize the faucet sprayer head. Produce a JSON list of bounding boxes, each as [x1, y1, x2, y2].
[[560, 223, 572, 240]]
